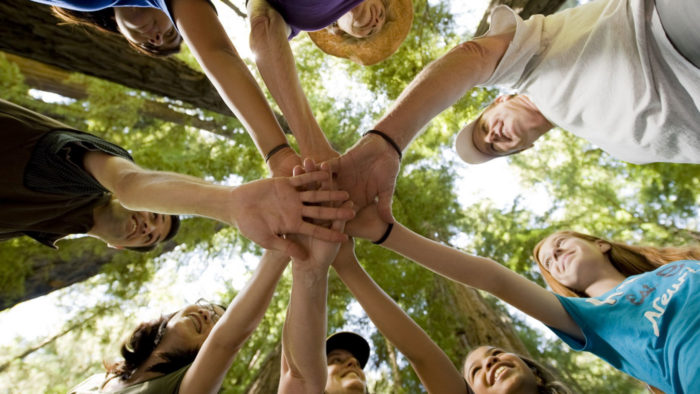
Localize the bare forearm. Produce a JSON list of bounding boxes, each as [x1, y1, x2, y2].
[[173, 0, 289, 158], [250, 4, 335, 160], [282, 265, 329, 391], [113, 169, 237, 221], [334, 252, 464, 393], [375, 35, 513, 150]]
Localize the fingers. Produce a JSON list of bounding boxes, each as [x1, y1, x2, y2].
[[330, 201, 354, 233], [299, 189, 350, 203], [266, 236, 309, 261], [297, 221, 348, 243], [301, 201, 355, 221], [288, 170, 330, 187], [377, 190, 395, 223]]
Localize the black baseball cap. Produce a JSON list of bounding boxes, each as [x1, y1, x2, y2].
[[326, 331, 370, 369]]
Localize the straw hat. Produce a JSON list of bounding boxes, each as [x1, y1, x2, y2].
[[308, 0, 414, 66]]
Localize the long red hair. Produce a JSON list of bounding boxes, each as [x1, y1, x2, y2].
[[533, 230, 700, 297]]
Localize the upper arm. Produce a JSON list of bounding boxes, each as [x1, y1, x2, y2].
[[82, 151, 141, 194], [170, 0, 235, 57], [247, 0, 292, 52], [483, 262, 584, 341], [454, 31, 515, 85]]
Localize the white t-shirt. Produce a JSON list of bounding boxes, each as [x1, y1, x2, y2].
[[481, 0, 700, 164]]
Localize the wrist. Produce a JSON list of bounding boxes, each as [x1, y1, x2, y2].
[[362, 130, 402, 161]]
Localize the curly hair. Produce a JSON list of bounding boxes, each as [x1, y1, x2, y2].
[[533, 230, 700, 297], [51, 6, 182, 57]]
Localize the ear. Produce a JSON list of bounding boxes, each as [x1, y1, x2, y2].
[[494, 95, 512, 104], [595, 240, 611, 253]]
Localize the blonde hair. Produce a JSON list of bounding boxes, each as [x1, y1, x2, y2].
[[533, 231, 700, 297]]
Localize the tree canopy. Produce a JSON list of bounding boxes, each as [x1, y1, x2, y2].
[[0, 0, 697, 393]]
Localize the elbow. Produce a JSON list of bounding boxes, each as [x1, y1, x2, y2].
[[249, 10, 285, 55], [110, 169, 141, 208], [449, 40, 498, 83]]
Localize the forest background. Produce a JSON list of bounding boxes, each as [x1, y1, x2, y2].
[[0, 0, 698, 392]]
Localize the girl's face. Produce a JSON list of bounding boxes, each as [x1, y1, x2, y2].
[[536, 234, 611, 291], [336, 0, 387, 38], [464, 346, 538, 393], [113, 7, 181, 51], [156, 302, 225, 353], [325, 349, 367, 394]]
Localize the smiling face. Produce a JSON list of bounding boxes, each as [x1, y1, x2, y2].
[[464, 346, 538, 394], [90, 198, 173, 249], [325, 349, 367, 394], [336, 0, 387, 38], [156, 302, 225, 354], [113, 7, 181, 52], [471, 95, 552, 158], [536, 234, 612, 291]]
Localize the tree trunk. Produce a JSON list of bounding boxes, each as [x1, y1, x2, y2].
[[3, 52, 231, 133], [475, 0, 567, 36], [244, 343, 282, 394], [0, 0, 234, 116], [384, 339, 404, 391], [0, 237, 177, 311], [436, 276, 531, 359]]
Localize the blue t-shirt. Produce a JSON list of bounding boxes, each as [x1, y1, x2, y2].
[[550, 260, 700, 393], [30, 0, 174, 23]]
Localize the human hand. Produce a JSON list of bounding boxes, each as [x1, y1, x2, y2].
[[229, 171, 354, 260], [345, 203, 390, 242], [289, 200, 353, 271], [322, 133, 399, 223], [268, 145, 302, 177]]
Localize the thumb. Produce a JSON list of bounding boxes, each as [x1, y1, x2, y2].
[[266, 236, 309, 261], [377, 190, 395, 224]]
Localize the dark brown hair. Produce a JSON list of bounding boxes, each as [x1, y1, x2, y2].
[[51, 7, 182, 57], [533, 230, 700, 297], [103, 312, 198, 380]]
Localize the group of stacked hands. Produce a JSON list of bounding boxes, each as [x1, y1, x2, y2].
[[2, 0, 698, 392]]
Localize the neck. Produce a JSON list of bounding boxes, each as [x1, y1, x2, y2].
[[87, 200, 112, 236], [584, 266, 627, 297], [517, 95, 554, 132]]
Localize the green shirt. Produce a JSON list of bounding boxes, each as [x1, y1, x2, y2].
[[69, 365, 190, 394]]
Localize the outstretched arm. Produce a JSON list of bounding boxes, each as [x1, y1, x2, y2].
[[332, 242, 467, 394], [324, 32, 514, 221], [278, 201, 351, 393], [170, 0, 289, 162], [179, 249, 290, 394], [347, 204, 583, 340], [84, 152, 354, 259], [248, 0, 338, 163]]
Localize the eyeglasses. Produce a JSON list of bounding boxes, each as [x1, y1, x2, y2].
[[195, 298, 225, 322]]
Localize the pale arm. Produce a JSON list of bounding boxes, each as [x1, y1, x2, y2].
[[347, 205, 583, 340], [179, 249, 290, 394], [170, 0, 288, 160], [278, 202, 351, 393], [248, 0, 337, 162], [84, 152, 354, 259], [332, 242, 467, 394]]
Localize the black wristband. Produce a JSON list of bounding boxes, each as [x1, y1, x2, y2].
[[362, 129, 402, 161], [373, 223, 394, 245], [265, 143, 291, 163]]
